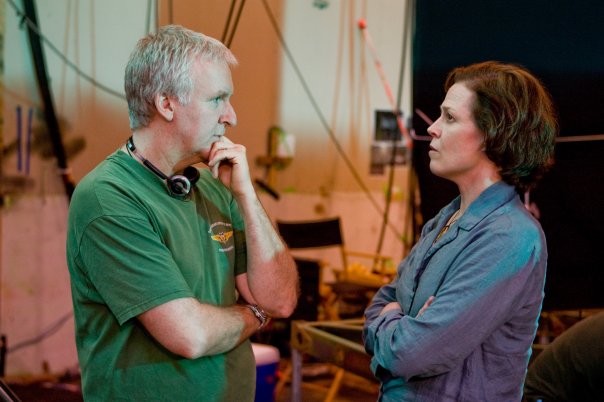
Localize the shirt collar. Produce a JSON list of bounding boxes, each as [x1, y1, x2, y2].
[[457, 181, 519, 231]]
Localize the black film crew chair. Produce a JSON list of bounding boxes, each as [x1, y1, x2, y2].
[[276, 217, 394, 320]]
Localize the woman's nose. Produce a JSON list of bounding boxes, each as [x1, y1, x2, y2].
[[427, 117, 441, 137]]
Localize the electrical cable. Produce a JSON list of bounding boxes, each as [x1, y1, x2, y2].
[[358, 19, 412, 147], [73, 0, 82, 117], [347, 3, 357, 162], [323, 0, 346, 191], [373, 0, 413, 258], [260, 0, 403, 240], [6, 312, 73, 354], [225, 0, 246, 48], [357, 0, 370, 139], [145, 0, 153, 34], [221, 0, 237, 43], [167, 0, 173, 25], [5, 0, 126, 101], [57, 0, 72, 113], [405, 1, 431, 249], [400, 0, 422, 255], [89, 0, 97, 104], [394, 3, 410, 115]]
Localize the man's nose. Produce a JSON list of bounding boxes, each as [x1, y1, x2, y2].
[[220, 102, 237, 127]]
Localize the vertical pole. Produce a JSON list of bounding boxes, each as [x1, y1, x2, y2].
[[22, 0, 75, 200], [0, 0, 5, 355], [291, 348, 302, 402]]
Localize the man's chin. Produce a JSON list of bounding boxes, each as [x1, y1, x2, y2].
[[175, 152, 207, 171]]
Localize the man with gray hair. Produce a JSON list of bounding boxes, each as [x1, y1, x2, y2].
[[66, 25, 298, 401]]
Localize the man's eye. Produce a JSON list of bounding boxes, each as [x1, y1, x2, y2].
[[445, 113, 454, 121]]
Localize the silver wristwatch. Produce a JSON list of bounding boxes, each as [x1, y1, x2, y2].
[[245, 304, 270, 329]]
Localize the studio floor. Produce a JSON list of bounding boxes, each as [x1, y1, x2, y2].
[[275, 360, 379, 402], [3, 359, 379, 402]]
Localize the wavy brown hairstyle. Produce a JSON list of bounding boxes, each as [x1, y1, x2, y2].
[[445, 61, 558, 191]]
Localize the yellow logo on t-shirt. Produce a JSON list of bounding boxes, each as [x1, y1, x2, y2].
[[211, 231, 233, 244], [209, 221, 235, 252]]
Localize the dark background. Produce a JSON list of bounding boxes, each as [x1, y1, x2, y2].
[[412, 0, 604, 310]]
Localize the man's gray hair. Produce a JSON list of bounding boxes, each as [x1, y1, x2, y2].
[[124, 25, 237, 130]]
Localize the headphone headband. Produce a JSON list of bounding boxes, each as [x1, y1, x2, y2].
[[126, 137, 199, 198]]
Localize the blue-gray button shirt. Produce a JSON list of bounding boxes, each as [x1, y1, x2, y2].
[[364, 181, 547, 402]]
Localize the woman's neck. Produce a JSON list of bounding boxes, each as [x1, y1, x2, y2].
[[457, 175, 501, 215]]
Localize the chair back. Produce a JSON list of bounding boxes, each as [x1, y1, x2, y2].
[[277, 217, 387, 320], [276, 217, 344, 249]]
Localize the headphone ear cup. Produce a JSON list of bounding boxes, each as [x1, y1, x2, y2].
[[167, 167, 199, 197], [167, 175, 191, 197], [183, 166, 200, 186]]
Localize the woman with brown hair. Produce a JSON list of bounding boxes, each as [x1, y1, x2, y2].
[[364, 61, 557, 401]]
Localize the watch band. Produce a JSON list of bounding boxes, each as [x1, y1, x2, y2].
[[245, 304, 270, 329]]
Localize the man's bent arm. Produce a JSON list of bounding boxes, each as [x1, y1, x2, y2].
[[208, 138, 299, 317], [138, 297, 261, 359], [236, 191, 299, 317]]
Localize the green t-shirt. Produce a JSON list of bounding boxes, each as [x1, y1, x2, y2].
[[67, 150, 255, 401]]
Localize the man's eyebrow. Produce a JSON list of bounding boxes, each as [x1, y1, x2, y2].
[[213, 90, 232, 98]]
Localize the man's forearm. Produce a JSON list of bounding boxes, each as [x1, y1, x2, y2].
[[199, 304, 263, 356], [235, 193, 299, 317], [138, 298, 263, 359]]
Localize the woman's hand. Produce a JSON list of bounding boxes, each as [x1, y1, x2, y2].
[[417, 296, 435, 318], [379, 301, 402, 316]]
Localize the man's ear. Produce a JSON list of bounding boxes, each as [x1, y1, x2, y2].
[[155, 94, 174, 122]]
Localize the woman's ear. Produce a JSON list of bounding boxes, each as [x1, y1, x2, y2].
[[482, 132, 493, 152], [154, 94, 174, 122]]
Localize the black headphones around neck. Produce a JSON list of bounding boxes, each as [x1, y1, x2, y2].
[[126, 137, 200, 198]]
